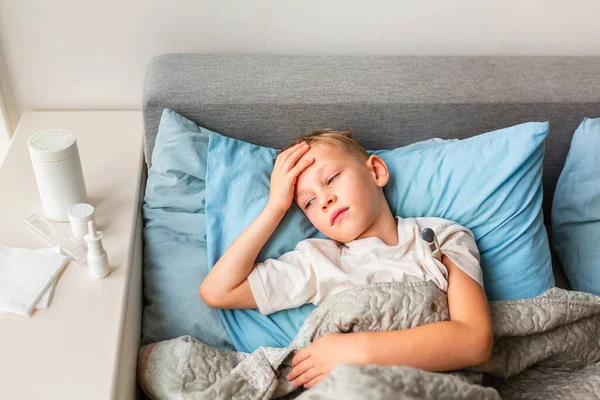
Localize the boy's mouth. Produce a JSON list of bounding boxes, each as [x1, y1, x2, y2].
[[330, 207, 349, 226]]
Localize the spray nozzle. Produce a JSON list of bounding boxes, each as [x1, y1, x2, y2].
[[84, 220, 105, 256], [83, 219, 110, 279], [87, 221, 100, 240]]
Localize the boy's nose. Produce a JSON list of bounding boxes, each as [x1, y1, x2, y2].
[[320, 195, 335, 210]]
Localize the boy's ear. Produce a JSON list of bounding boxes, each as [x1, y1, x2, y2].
[[366, 155, 389, 187]]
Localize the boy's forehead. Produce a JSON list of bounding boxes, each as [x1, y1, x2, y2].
[[295, 145, 356, 196], [300, 146, 349, 172], [302, 144, 351, 163]]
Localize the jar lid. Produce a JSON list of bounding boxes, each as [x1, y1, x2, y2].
[[28, 129, 78, 162], [68, 203, 95, 223]]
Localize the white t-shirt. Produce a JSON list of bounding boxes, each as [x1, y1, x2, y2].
[[248, 216, 483, 315]]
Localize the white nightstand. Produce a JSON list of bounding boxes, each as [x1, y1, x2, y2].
[[0, 111, 145, 399]]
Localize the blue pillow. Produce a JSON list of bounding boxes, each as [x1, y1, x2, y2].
[[206, 118, 554, 352], [142, 109, 234, 350], [552, 117, 600, 295]]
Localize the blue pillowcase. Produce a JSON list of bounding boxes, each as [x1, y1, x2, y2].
[[552, 118, 600, 295], [206, 116, 554, 352], [142, 109, 234, 350], [143, 109, 554, 353]]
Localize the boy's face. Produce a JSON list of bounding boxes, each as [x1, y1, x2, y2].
[[293, 144, 389, 243]]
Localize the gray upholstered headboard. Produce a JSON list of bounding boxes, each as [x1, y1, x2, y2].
[[141, 54, 600, 288], [142, 54, 600, 225]]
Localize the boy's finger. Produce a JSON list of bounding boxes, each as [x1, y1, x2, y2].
[[277, 142, 306, 164], [291, 348, 311, 367], [291, 157, 314, 175], [287, 357, 312, 381], [292, 366, 320, 388], [304, 374, 324, 389], [280, 142, 308, 167], [283, 144, 310, 171]]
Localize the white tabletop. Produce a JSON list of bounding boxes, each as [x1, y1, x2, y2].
[[0, 111, 144, 399]]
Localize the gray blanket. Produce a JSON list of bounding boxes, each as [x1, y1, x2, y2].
[[137, 282, 600, 399]]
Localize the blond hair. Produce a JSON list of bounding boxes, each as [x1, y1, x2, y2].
[[278, 128, 369, 161]]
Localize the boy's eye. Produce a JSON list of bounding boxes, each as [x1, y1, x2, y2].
[[327, 173, 339, 185], [304, 174, 339, 209]]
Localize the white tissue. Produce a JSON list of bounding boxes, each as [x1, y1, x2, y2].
[[34, 247, 62, 309], [0, 245, 69, 316]]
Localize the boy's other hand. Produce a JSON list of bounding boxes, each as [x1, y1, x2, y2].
[[287, 333, 368, 389], [268, 142, 315, 213]]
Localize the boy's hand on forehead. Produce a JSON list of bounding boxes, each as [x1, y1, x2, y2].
[[268, 142, 315, 213]]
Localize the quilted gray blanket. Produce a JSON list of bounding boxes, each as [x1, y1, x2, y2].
[[137, 282, 600, 399]]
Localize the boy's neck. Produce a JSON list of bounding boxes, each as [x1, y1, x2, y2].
[[354, 209, 399, 246]]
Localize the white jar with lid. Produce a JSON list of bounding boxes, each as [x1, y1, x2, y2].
[[28, 129, 88, 221]]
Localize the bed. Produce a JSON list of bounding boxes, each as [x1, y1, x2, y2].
[[134, 54, 600, 399]]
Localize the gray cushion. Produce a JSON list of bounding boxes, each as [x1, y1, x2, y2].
[[141, 54, 600, 290], [142, 55, 600, 226]]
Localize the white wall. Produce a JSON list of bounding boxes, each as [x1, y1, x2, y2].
[[1, 0, 600, 135]]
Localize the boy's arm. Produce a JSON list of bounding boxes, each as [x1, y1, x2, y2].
[[287, 255, 494, 388], [199, 203, 287, 309], [200, 142, 314, 309], [357, 254, 494, 369]]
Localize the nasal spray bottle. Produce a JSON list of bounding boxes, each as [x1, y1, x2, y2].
[[84, 220, 110, 279]]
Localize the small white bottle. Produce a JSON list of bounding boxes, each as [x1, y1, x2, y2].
[[84, 220, 110, 279], [28, 129, 88, 222], [68, 203, 96, 240]]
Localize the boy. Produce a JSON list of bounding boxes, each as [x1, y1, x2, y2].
[[200, 129, 493, 389]]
